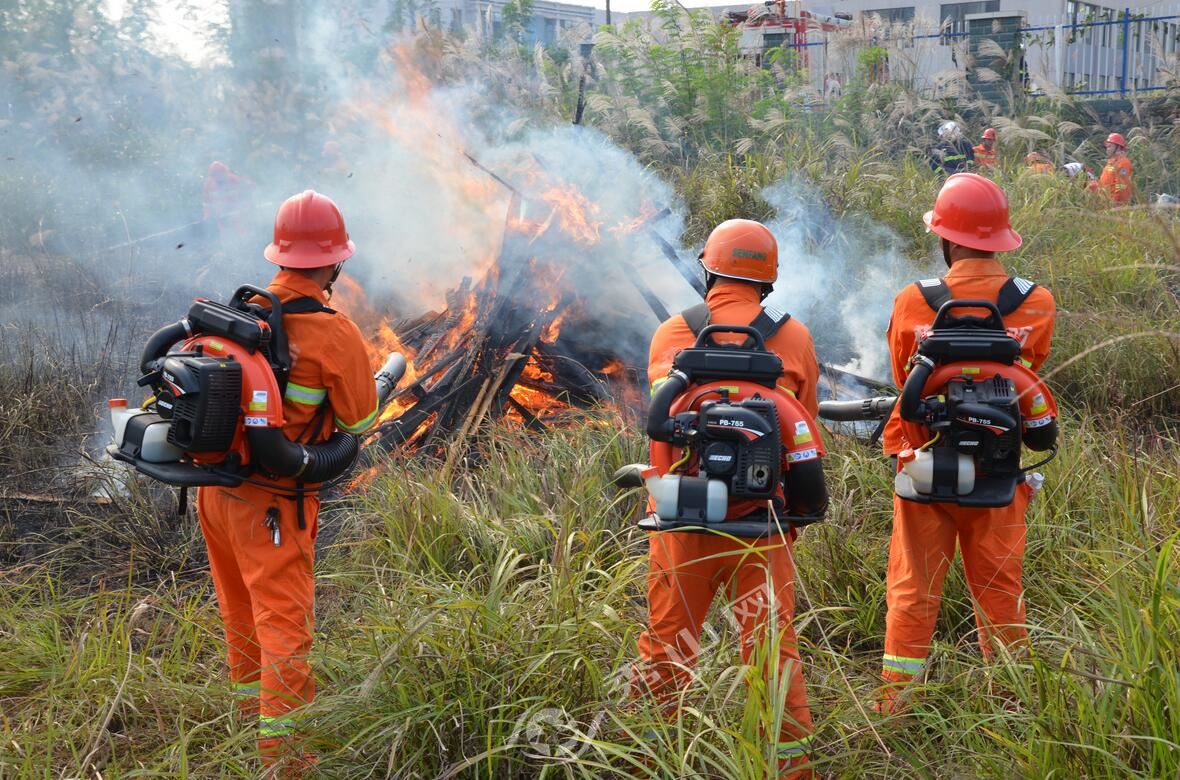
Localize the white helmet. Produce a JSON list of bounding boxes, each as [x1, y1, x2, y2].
[[938, 120, 960, 139], [1062, 162, 1084, 178]]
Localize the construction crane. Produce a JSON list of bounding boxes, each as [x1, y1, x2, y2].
[[724, 0, 851, 68]]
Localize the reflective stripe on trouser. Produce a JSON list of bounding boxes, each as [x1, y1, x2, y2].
[[883, 482, 1031, 675], [197, 484, 319, 757], [232, 679, 261, 697], [882, 653, 925, 676], [778, 737, 815, 780], [260, 714, 301, 738], [633, 530, 813, 755], [231, 678, 261, 720]]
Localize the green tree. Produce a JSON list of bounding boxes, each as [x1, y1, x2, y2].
[[501, 0, 536, 43]]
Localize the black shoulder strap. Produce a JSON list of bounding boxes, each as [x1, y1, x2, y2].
[[744, 303, 791, 347], [252, 296, 334, 398], [681, 303, 711, 336], [680, 302, 790, 347], [996, 276, 1037, 316], [915, 278, 952, 312], [281, 296, 336, 315], [915, 276, 1036, 318]]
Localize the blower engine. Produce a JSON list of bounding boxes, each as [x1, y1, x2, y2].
[[108, 285, 404, 490], [616, 324, 827, 537], [820, 299, 1057, 508]]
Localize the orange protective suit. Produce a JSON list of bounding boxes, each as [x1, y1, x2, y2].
[[1098, 152, 1134, 203], [637, 279, 822, 777], [197, 269, 378, 761], [879, 259, 1056, 704], [972, 144, 997, 169]]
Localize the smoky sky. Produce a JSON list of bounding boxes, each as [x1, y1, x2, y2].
[[1, 5, 917, 385]]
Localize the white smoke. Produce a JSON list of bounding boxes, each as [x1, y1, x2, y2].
[[761, 178, 926, 381]]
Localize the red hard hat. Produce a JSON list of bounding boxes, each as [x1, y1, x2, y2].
[[700, 219, 778, 283], [1105, 132, 1127, 148], [923, 173, 1021, 253], [982, 128, 996, 140], [264, 190, 354, 268]]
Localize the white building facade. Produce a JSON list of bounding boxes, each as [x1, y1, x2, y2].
[[401, 0, 596, 44], [810, 0, 1180, 96]]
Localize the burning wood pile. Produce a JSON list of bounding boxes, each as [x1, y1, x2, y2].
[[367, 190, 651, 454]]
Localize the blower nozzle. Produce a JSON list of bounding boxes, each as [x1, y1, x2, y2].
[[818, 395, 898, 422], [375, 352, 407, 405]]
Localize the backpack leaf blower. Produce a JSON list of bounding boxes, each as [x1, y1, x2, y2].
[[821, 299, 1057, 508], [620, 324, 828, 537], [108, 285, 405, 491]]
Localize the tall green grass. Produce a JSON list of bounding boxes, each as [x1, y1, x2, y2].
[[1, 413, 1175, 778]]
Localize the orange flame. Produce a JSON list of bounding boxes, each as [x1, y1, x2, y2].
[[540, 186, 601, 244], [609, 203, 659, 236]]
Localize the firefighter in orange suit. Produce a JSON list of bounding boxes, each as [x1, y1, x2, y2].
[[973, 128, 997, 170], [636, 220, 827, 778], [1098, 132, 1134, 204], [197, 190, 378, 769], [877, 174, 1056, 713], [1025, 152, 1055, 175]]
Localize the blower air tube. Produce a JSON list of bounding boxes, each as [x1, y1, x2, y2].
[[140, 320, 191, 373], [1022, 420, 1058, 451], [246, 428, 360, 483], [785, 458, 828, 518], [647, 371, 689, 442], [898, 358, 934, 422]]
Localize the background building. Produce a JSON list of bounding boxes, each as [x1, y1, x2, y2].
[[392, 0, 1180, 99]]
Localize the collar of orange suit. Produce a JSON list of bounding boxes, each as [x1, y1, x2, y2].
[[705, 278, 765, 307], [268, 269, 330, 305], [945, 257, 1007, 279]]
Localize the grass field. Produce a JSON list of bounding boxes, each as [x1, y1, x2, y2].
[[2, 79, 1179, 780]]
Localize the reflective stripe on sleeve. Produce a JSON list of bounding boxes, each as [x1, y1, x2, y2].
[[882, 653, 926, 674], [285, 382, 327, 406], [336, 407, 378, 434]]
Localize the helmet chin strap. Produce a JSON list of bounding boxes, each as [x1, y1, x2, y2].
[[324, 263, 344, 300]]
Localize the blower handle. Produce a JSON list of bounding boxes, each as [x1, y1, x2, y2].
[[693, 324, 766, 350], [930, 299, 1006, 331], [230, 285, 287, 371], [229, 284, 282, 315]]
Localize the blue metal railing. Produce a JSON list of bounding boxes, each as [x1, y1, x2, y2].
[[783, 9, 1180, 98]]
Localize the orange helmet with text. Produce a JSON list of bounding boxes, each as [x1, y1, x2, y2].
[[699, 219, 778, 284]]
